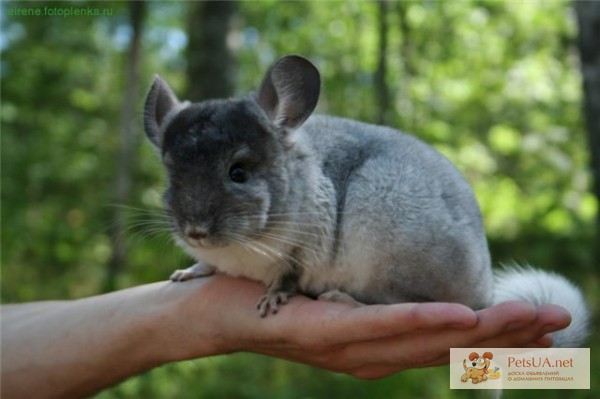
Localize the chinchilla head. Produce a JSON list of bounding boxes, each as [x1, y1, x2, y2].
[[143, 55, 320, 249]]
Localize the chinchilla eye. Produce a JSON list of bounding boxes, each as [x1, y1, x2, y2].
[[229, 164, 248, 183]]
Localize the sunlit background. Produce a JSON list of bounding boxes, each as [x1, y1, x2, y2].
[[1, 1, 598, 398]]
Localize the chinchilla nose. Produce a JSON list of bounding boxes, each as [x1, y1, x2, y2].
[[185, 226, 209, 241]]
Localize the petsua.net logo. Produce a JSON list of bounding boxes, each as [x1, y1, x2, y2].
[[450, 348, 590, 390]]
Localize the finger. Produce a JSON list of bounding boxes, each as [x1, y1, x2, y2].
[[256, 302, 477, 370], [314, 322, 474, 372], [333, 301, 538, 368], [205, 276, 476, 349], [262, 301, 557, 374], [455, 301, 538, 345], [293, 301, 478, 345], [531, 334, 553, 348], [474, 304, 571, 348], [419, 351, 452, 368], [534, 304, 572, 331], [419, 329, 556, 369], [379, 301, 537, 358], [412, 303, 569, 367]]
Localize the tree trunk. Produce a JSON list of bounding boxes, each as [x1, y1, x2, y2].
[[186, 1, 238, 101], [106, 1, 146, 292], [374, 0, 390, 125], [397, 0, 415, 131], [574, 1, 600, 259]]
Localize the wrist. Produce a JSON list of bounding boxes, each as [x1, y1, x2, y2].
[[148, 277, 237, 363], [155, 275, 278, 360]]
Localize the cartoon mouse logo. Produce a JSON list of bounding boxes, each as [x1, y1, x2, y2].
[[461, 351, 501, 383]]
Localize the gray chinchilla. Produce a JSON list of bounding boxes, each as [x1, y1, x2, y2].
[[143, 55, 589, 347]]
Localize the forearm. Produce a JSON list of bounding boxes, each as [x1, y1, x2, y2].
[[0, 280, 218, 399]]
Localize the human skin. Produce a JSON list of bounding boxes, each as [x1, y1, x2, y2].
[[0, 274, 570, 399]]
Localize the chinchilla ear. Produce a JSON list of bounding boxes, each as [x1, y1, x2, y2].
[[257, 55, 320, 129], [143, 75, 187, 147]]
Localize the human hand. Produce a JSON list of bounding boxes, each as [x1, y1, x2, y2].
[[162, 275, 571, 380], [1, 274, 570, 399]]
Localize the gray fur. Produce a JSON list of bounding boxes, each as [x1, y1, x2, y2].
[[143, 55, 589, 345]]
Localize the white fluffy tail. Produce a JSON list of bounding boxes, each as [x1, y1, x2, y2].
[[493, 264, 590, 347]]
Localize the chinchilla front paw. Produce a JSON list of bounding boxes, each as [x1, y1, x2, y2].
[[170, 262, 216, 282]]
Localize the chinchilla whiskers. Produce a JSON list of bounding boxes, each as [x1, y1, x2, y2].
[[136, 230, 174, 254], [256, 209, 351, 218], [250, 243, 290, 264], [122, 220, 173, 240], [109, 203, 165, 213], [252, 230, 316, 254], [109, 204, 172, 224], [229, 231, 305, 267], [259, 222, 338, 244], [105, 220, 175, 260], [223, 221, 321, 260], [227, 213, 380, 259], [264, 225, 380, 257], [104, 204, 177, 248], [139, 225, 173, 240], [252, 241, 306, 270], [235, 236, 292, 265], [250, 212, 326, 221], [235, 215, 328, 230], [223, 215, 323, 238], [261, 226, 327, 242], [249, 232, 320, 271], [265, 220, 330, 229], [104, 217, 168, 244], [125, 216, 172, 237], [123, 217, 171, 230], [247, 213, 352, 228], [229, 213, 380, 260], [108, 205, 171, 225]]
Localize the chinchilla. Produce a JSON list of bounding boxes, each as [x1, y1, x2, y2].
[[143, 55, 589, 346]]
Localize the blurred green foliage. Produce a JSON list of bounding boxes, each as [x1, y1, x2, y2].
[[1, 0, 597, 398]]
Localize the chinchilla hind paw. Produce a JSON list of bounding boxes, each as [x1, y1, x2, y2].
[[256, 291, 293, 317], [318, 290, 364, 307]]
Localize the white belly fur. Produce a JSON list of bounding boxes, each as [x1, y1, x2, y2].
[[184, 237, 289, 285]]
